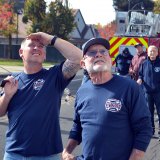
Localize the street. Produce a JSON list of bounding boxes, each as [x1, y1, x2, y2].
[[0, 68, 160, 159]]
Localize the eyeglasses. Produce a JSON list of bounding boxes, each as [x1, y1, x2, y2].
[[85, 49, 109, 57]]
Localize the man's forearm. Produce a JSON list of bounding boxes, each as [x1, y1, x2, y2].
[[54, 38, 83, 64], [129, 149, 145, 160], [62, 139, 79, 160], [0, 94, 11, 117], [54, 37, 83, 79], [65, 139, 79, 154]]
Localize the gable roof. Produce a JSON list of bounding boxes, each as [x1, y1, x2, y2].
[[70, 9, 100, 39]]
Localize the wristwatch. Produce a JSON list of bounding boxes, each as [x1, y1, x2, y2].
[[50, 36, 57, 46]]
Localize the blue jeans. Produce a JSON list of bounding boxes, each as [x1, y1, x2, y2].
[[3, 152, 61, 160], [145, 92, 160, 133]]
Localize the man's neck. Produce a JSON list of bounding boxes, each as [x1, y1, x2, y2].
[[89, 71, 113, 84], [23, 63, 43, 74]]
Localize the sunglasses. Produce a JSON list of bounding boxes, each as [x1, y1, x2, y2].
[[85, 49, 109, 57]]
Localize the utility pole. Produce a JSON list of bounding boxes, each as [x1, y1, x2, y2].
[[16, 9, 23, 44], [128, 0, 131, 11], [65, 0, 68, 8], [16, 12, 18, 44], [8, 0, 12, 59]]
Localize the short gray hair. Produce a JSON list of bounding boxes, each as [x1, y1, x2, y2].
[[148, 45, 158, 52]]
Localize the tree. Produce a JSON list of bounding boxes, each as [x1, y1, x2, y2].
[[113, 0, 154, 11], [153, 0, 160, 14], [113, 0, 128, 11], [43, 0, 75, 40], [0, 0, 16, 58], [23, 0, 46, 32], [97, 21, 116, 39], [0, 3, 12, 31], [23, 0, 75, 40]]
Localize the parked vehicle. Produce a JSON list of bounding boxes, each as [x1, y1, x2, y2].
[[109, 10, 160, 65]]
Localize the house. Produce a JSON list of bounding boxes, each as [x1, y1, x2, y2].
[[69, 9, 100, 49], [0, 4, 100, 46], [15, 9, 100, 47], [0, 5, 100, 60], [0, 8, 100, 43]]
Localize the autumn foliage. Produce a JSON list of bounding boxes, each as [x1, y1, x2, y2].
[[154, 0, 160, 14], [0, 2, 15, 35], [97, 21, 116, 39]]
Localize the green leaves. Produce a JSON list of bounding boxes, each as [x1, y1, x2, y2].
[[153, 0, 160, 14], [23, 0, 75, 40]]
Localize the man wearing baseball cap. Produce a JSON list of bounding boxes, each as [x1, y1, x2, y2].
[[62, 38, 152, 160], [81, 37, 110, 84], [129, 43, 147, 80], [134, 43, 143, 48]]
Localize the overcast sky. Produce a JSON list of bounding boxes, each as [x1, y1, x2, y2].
[[45, 0, 115, 25]]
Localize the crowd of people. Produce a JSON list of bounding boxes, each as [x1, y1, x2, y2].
[[137, 45, 160, 137], [115, 43, 160, 138], [0, 32, 159, 160], [116, 43, 160, 138]]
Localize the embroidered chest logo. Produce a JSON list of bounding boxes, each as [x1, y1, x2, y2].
[[105, 98, 122, 112], [33, 79, 45, 90], [154, 67, 160, 72]]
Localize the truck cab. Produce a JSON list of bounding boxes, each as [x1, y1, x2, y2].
[[109, 10, 160, 66], [115, 10, 160, 37]]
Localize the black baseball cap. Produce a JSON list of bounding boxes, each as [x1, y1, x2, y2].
[[134, 43, 143, 48], [82, 38, 110, 55]]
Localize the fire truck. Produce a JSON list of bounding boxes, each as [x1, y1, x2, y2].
[[109, 10, 160, 65]]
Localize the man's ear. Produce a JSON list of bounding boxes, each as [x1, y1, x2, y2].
[[19, 49, 23, 58], [80, 59, 86, 69]]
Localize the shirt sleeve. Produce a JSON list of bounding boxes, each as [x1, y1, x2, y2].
[[138, 62, 144, 81], [69, 97, 82, 144], [128, 82, 152, 151]]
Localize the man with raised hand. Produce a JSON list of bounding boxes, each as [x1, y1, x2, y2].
[[0, 32, 82, 160]]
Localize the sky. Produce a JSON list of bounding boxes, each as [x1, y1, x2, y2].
[[45, 0, 116, 25]]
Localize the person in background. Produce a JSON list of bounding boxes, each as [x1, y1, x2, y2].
[[137, 45, 160, 137], [62, 38, 152, 160], [129, 43, 146, 81], [0, 32, 83, 160], [115, 47, 133, 76]]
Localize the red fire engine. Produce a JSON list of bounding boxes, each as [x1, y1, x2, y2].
[[109, 10, 160, 65]]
